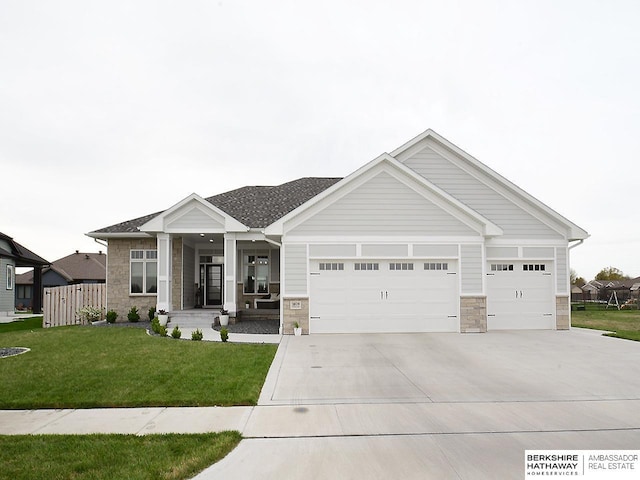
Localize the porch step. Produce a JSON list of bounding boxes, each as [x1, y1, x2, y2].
[[168, 310, 218, 329]]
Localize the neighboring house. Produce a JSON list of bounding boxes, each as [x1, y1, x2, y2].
[[0, 232, 49, 315], [15, 251, 106, 310], [87, 129, 589, 334], [581, 279, 632, 303]]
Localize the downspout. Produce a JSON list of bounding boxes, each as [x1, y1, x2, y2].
[[93, 238, 108, 248]]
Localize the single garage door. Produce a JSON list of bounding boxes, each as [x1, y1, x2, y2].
[[309, 259, 459, 333], [486, 261, 555, 330]]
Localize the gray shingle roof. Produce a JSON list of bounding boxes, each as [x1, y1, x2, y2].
[[91, 177, 342, 234], [16, 251, 106, 284], [0, 232, 49, 266]]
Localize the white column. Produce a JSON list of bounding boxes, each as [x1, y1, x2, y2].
[[157, 233, 173, 312], [223, 233, 237, 314]]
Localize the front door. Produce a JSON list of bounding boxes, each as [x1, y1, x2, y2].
[[201, 264, 223, 306]]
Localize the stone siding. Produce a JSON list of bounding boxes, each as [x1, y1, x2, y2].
[[460, 296, 487, 333], [283, 297, 308, 334], [556, 295, 570, 330], [107, 237, 157, 321]]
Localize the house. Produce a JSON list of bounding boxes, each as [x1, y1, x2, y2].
[[581, 279, 632, 303], [15, 251, 106, 310], [0, 232, 49, 315], [87, 129, 588, 334]]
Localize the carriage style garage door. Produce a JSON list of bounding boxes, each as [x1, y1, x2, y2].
[[309, 259, 459, 333], [486, 261, 555, 330]]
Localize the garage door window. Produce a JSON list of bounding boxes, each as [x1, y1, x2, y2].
[[319, 262, 344, 271], [490, 264, 513, 271], [354, 263, 379, 271], [523, 264, 546, 271], [424, 262, 448, 271], [390, 263, 414, 271]]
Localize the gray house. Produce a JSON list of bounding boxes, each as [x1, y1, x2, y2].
[[88, 129, 588, 334], [0, 232, 49, 315]]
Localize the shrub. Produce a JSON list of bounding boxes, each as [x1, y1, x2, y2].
[[158, 325, 168, 337], [191, 329, 203, 341], [127, 306, 140, 323], [171, 325, 181, 339], [148, 307, 156, 321], [77, 306, 102, 323], [220, 327, 229, 342], [106, 310, 118, 324], [151, 317, 160, 334]]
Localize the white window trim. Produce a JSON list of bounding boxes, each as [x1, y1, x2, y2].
[[6, 264, 14, 290], [242, 249, 270, 295], [129, 249, 158, 296]]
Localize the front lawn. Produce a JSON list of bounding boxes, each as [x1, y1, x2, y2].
[[0, 432, 240, 480], [0, 326, 277, 409], [572, 303, 640, 341]]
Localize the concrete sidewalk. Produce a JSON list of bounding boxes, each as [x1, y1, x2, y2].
[[2, 399, 640, 437]]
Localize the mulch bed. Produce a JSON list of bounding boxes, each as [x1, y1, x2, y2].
[[0, 347, 30, 359]]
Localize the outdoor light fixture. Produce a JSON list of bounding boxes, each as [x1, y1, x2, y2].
[[200, 233, 205, 237]]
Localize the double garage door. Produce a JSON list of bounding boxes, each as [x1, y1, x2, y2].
[[309, 259, 459, 333], [486, 261, 555, 330]]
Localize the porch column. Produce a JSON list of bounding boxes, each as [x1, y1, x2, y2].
[[223, 233, 237, 314], [157, 233, 172, 312], [32, 266, 43, 314]]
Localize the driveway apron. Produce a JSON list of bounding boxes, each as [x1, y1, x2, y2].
[[195, 329, 640, 479]]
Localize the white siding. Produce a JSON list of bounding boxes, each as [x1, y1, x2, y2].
[[166, 206, 225, 230], [556, 247, 568, 294], [461, 244, 483, 294], [290, 171, 477, 236], [403, 146, 563, 239], [284, 244, 308, 295]]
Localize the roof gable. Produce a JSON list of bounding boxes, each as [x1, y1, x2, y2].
[[392, 129, 589, 241], [266, 154, 502, 237], [140, 194, 247, 233]]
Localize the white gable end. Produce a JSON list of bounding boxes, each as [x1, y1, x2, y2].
[[165, 203, 226, 231], [140, 193, 247, 233], [401, 142, 564, 239], [287, 170, 480, 237]]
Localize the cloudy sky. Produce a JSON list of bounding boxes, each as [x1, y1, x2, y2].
[[1, 0, 639, 280]]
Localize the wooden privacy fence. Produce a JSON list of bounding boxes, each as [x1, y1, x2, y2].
[[43, 284, 107, 328]]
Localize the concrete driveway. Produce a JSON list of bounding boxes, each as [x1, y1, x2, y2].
[[196, 329, 640, 479]]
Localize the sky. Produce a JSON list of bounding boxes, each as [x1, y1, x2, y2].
[[1, 0, 639, 281]]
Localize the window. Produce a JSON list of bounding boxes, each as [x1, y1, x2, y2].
[[390, 263, 414, 271], [523, 264, 546, 272], [6, 265, 14, 290], [490, 264, 513, 272], [243, 251, 269, 294], [130, 250, 157, 294], [319, 263, 344, 271], [354, 263, 379, 271], [424, 263, 448, 271], [17, 285, 32, 299]]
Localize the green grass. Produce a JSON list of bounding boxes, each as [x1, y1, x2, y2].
[[572, 303, 640, 341], [0, 326, 277, 409], [0, 432, 241, 480], [0, 316, 42, 333]]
